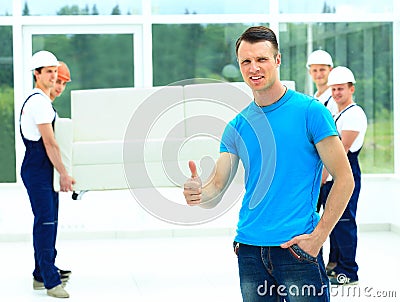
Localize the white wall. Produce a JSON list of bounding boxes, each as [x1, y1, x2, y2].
[[357, 175, 400, 232]]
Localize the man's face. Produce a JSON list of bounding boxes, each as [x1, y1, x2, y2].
[[331, 83, 355, 105], [309, 64, 332, 86], [50, 78, 68, 100], [237, 40, 280, 92], [35, 66, 57, 90]]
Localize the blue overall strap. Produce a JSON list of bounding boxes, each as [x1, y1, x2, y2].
[[324, 96, 332, 107], [334, 104, 357, 128], [19, 92, 57, 139], [334, 104, 362, 153], [19, 92, 41, 139]]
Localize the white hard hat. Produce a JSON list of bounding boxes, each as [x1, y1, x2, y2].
[[327, 66, 356, 86], [306, 50, 333, 69], [30, 50, 60, 70]]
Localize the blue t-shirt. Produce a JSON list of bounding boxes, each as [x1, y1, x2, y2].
[[220, 89, 337, 246]]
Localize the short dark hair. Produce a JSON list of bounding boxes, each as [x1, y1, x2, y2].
[[33, 67, 43, 83], [235, 26, 279, 58]]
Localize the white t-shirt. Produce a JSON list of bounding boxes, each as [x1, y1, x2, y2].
[[314, 88, 338, 116], [334, 103, 368, 153], [20, 88, 56, 141]]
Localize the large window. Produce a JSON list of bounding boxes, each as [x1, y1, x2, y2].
[[280, 22, 393, 173], [32, 34, 135, 118], [153, 21, 394, 174], [1, 0, 398, 183], [0, 26, 14, 182]]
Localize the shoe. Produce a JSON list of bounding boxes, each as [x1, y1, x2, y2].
[[58, 269, 72, 278], [47, 285, 70, 298], [33, 278, 46, 290], [329, 272, 359, 285], [326, 262, 337, 272], [326, 269, 336, 277], [33, 276, 69, 290]]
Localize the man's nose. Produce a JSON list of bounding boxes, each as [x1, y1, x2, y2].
[[250, 61, 260, 72]]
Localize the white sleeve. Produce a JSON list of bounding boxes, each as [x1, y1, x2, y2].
[[30, 95, 55, 125], [341, 107, 367, 132]]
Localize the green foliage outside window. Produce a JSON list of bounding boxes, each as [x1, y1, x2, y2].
[[0, 86, 15, 182], [0, 26, 15, 182]]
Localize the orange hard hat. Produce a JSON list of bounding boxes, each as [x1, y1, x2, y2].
[[58, 61, 71, 82]]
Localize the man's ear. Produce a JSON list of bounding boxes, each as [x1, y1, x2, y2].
[[275, 53, 281, 67]]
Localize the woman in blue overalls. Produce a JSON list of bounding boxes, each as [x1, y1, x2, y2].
[[20, 51, 75, 299], [320, 66, 368, 285]]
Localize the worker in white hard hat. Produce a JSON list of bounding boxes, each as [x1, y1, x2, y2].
[[20, 50, 75, 298], [319, 66, 367, 285], [307, 49, 338, 115]]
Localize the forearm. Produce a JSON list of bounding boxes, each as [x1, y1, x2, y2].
[[200, 153, 238, 208], [44, 141, 68, 176], [198, 177, 226, 209]]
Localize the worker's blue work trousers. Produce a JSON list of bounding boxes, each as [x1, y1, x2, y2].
[[328, 185, 359, 281], [21, 138, 61, 290], [320, 150, 361, 282]]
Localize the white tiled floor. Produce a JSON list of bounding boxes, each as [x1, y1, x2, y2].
[[1, 236, 241, 302], [1, 185, 399, 301], [1, 232, 399, 301]]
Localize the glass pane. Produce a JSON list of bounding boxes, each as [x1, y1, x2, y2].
[[280, 22, 394, 173], [279, 0, 393, 14], [153, 23, 268, 85], [32, 34, 134, 118], [152, 0, 269, 14], [1, 0, 12, 15], [22, 0, 141, 16], [0, 26, 15, 182]]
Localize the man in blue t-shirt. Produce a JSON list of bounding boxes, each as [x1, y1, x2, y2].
[[183, 26, 355, 301]]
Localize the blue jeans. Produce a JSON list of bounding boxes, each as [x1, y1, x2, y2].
[[236, 243, 330, 302]]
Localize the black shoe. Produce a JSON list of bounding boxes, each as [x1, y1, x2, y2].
[[58, 269, 72, 278], [326, 269, 336, 277]]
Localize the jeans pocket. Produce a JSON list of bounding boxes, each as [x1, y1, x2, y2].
[[288, 244, 318, 263]]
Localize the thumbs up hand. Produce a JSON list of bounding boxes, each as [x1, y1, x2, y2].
[[183, 160, 202, 206]]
